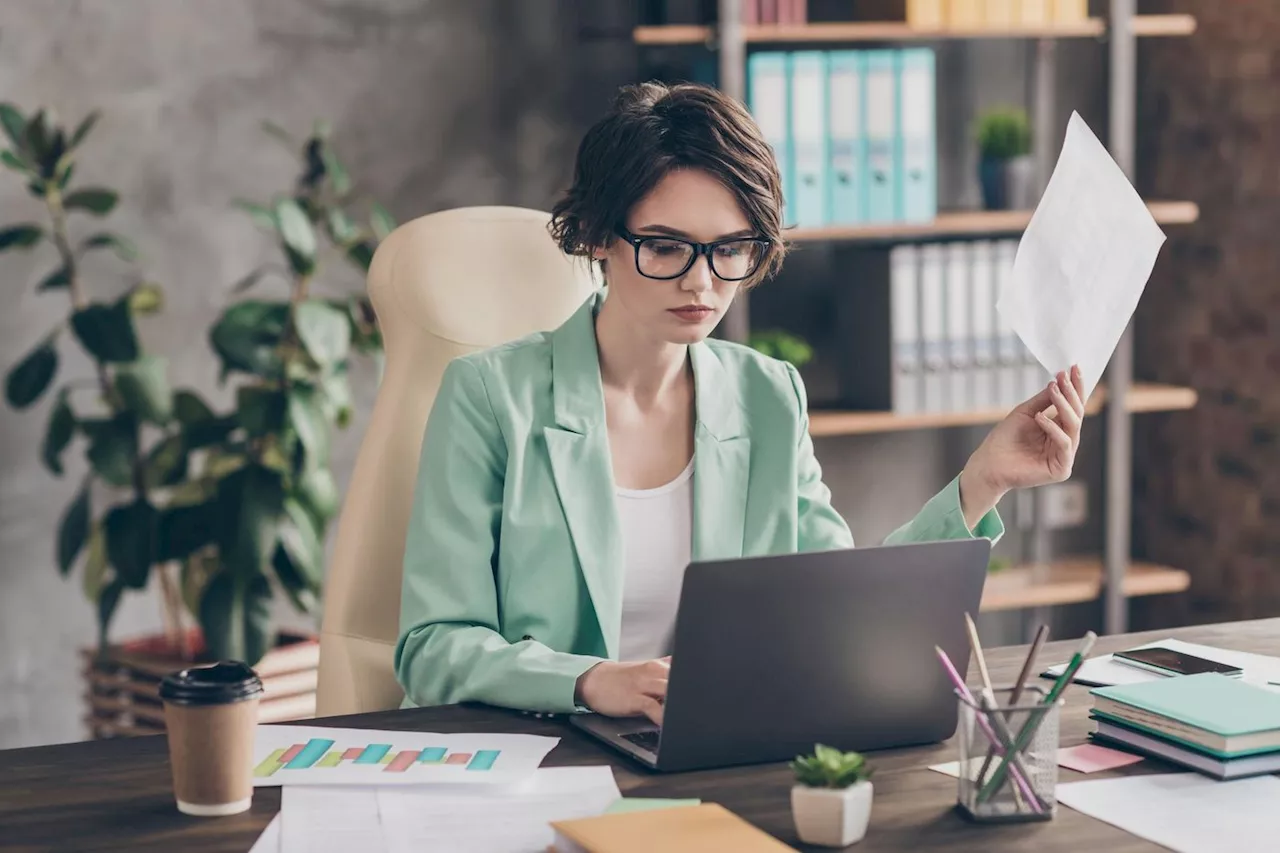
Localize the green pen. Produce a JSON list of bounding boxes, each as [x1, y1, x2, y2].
[[977, 630, 1097, 803]]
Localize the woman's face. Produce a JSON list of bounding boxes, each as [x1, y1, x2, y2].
[[595, 167, 761, 346]]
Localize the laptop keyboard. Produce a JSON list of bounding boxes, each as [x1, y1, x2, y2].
[[621, 729, 661, 753]]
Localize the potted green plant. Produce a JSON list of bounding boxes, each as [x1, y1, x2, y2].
[[974, 107, 1033, 211], [748, 329, 814, 369], [0, 102, 215, 659], [790, 744, 875, 847]]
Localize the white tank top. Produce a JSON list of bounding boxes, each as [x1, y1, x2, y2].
[[615, 458, 694, 662]]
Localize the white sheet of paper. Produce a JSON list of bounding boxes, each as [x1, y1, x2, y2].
[[1057, 773, 1280, 853], [252, 724, 559, 787], [378, 765, 621, 853], [1044, 637, 1280, 692], [281, 785, 388, 853], [928, 760, 979, 780], [997, 111, 1166, 401], [248, 815, 281, 853], [276, 766, 619, 853]]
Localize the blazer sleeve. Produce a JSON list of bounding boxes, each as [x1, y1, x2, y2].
[[394, 358, 601, 713], [787, 363, 856, 552], [882, 476, 1005, 546]]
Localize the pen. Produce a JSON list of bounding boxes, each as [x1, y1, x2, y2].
[[977, 623, 1049, 786], [978, 630, 1097, 803], [934, 646, 1043, 814], [962, 614, 1020, 805]]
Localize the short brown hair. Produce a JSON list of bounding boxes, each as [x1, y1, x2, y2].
[[549, 81, 786, 286]]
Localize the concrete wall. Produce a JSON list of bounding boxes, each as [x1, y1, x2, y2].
[[1, 0, 1112, 748]]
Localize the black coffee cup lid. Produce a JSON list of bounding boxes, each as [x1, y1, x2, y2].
[[159, 661, 264, 706]]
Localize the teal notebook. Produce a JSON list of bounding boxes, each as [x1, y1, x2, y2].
[[1091, 673, 1280, 754]]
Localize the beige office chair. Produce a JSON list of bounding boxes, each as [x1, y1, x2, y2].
[[316, 206, 597, 717]]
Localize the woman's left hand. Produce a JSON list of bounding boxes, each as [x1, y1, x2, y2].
[[959, 365, 1087, 527]]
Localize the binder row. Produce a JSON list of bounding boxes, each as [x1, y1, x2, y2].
[[739, 0, 808, 25], [748, 49, 936, 229], [891, 240, 1049, 414], [908, 0, 1089, 28]]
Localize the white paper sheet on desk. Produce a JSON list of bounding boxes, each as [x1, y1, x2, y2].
[[997, 111, 1166, 401], [277, 766, 620, 853], [1057, 773, 1280, 853], [1043, 637, 1280, 692]]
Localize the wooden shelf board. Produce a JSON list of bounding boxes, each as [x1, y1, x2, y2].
[[808, 382, 1196, 437], [981, 558, 1191, 612], [789, 201, 1198, 243], [633, 15, 1194, 45]]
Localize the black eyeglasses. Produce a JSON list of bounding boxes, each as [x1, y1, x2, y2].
[[615, 227, 771, 282]]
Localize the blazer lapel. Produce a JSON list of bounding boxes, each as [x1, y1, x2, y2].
[[544, 292, 625, 660], [690, 342, 750, 563]]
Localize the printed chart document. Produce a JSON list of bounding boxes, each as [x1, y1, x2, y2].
[[273, 766, 620, 853], [1057, 773, 1280, 853], [997, 110, 1167, 401], [252, 724, 559, 787]]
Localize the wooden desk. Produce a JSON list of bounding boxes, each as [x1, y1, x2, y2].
[[5, 617, 1278, 852]]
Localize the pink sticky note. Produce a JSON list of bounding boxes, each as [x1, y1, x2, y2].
[[1057, 743, 1144, 773]]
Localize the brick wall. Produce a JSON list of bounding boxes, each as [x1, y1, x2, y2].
[[1133, 0, 1280, 622]]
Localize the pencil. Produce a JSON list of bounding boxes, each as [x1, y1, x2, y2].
[[977, 623, 1049, 786]]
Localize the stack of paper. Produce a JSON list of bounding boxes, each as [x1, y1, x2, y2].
[[250, 766, 622, 853]]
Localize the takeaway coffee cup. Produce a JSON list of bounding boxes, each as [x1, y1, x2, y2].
[[159, 661, 264, 817]]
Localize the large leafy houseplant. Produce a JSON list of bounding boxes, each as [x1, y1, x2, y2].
[[174, 120, 391, 664], [0, 103, 212, 651]]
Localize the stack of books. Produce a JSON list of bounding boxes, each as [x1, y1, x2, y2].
[[1088, 673, 1280, 780]]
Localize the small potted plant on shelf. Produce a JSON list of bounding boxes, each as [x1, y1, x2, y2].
[[975, 107, 1033, 211], [748, 329, 814, 369], [790, 743, 875, 848]]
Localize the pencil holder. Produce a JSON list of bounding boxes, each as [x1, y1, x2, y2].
[[954, 685, 1060, 823]]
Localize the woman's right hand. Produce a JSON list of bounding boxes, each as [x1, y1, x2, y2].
[[575, 658, 670, 725]]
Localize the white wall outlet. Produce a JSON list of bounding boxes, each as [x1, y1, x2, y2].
[[1041, 482, 1088, 530]]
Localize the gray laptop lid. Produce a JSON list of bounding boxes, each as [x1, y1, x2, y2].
[[654, 538, 990, 771]]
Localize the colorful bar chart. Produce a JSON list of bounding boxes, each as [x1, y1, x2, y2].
[[253, 738, 504, 778]]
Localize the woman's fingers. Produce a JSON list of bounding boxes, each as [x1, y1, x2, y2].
[[1036, 410, 1073, 461], [639, 677, 669, 699], [1060, 367, 1085, 418], [1070, 365, 1086, 408], [1049, 379, 1081, 438], [640, 695, 665, 726]]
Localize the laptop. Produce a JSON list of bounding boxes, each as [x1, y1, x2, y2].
[[570, 538, 991, 772]]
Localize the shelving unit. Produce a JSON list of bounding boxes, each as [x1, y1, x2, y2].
[[639, 1, 1197, 634], [808, 382, 1197, 438]]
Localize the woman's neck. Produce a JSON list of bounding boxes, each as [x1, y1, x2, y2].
[[594, 294, 690, 405]]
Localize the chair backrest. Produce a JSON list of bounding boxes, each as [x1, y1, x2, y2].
[[316, 206, 596, 717]]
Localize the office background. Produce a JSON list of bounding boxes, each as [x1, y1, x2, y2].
[[0, 0, 1272, 750]]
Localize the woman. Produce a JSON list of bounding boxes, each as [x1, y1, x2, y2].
[[395, 82, 1085, 725]]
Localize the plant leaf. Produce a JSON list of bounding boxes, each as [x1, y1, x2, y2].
[[278, 497, 323, 588], [294, 465, 339, 528], [143, 433, 188, 488], [230, 265, 282, 294], [70, 300, 139, 363], [57, 161, 75, 189], [114, 354, 173, 425], [319, 363, 353, 427], [63, 188, 119, 216], [127, 282, 163, 314], [272, 544, 319, 614], [1, 150, 30, 175], [0, 223, 42, 251], [236, 386, 286, 437], [68, 110, 100, 149], [275, 198, 316, 276], [5, 337, 58, 408], [320, 141, 350, 195], [370, 203, 396, 241], [184, 414, 239, 449], [103, 499, 159, 589], [327, 208, 357, 244], [346, 239, 375, 271], [81, 232, 138, 262], [261, 120, 296, 151], [57, 486, 91, 577], [294, 299, 350, 368], [208, 300, 288, 378], [287, 385, 329, 470], [158, 500, 217, 562], [215, 463, 285, 576], [172, 389, 215, 425], [180, 552, 216, 616], [235, 199, 277, 230], [0, 103, 25, 151], [97, 577, 126, 649], [81, 414, 138, 487], [198, 570, 274, 665], [82, 524, 107, 601], [37, 266, 70, 290], [41, 389, 76, 475]]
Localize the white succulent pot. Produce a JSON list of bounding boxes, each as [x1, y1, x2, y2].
[[791, 780, 873, 848]]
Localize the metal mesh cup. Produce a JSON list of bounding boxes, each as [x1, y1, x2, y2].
[[954, 685, 1060, 823]]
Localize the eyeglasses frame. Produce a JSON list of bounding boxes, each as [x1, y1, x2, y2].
[[614, 227, 772, 282]]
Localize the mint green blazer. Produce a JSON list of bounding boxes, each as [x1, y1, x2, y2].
[[395, 289, 1003, 713]]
